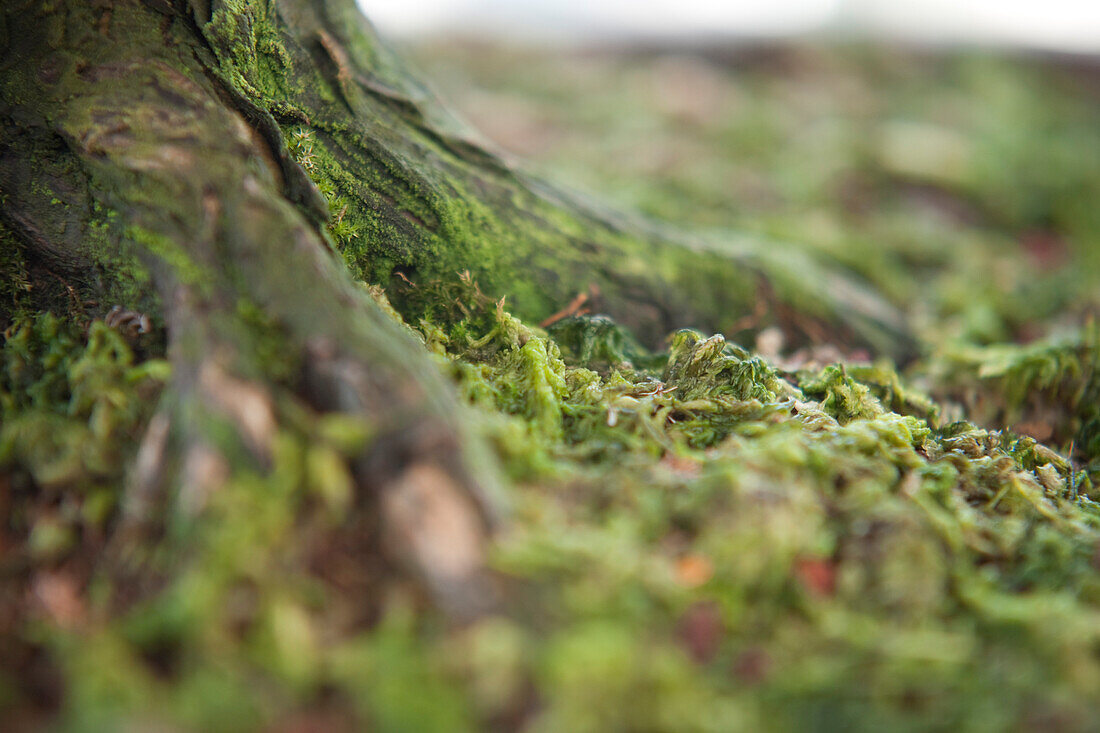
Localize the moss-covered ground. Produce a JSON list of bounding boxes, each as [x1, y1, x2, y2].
[[3, 42, 1100, 730]]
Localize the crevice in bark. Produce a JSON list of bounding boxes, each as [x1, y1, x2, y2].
[[0, 0, 916, 629]]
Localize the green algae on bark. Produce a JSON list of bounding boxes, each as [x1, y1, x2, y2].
[[2, 0, 1100, 729]]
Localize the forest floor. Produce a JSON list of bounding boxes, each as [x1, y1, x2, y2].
[[2, 41, 1100, 731]]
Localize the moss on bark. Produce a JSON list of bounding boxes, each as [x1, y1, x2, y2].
[[2, 0, 1100, 730]]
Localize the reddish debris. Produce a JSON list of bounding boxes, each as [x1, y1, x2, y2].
[[731, 646, 771, 685], [538, 284, 601, 328], [793, 556, 837, 597], [1021, 230, 1069, 271], [675, 554, 714, 588], [676, 600, 724, 664], [30, 572, 85, 631], [660, 453, 702, 478]]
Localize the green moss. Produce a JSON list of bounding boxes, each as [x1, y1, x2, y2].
[[8, 13, 1100, 728], [664, 329, 782, 403], [205, 0, 300, 106], [0, 313, 169, 490], [845, 362, 940, 422], [930, 325, 1100, 469], [547, 314, 658, 371], [0, 221, 32, 327], [125, 225, 209, 290], [6, 276, 1100, 730], [800, 363, 883, 424], [85, 207, 159, 319]]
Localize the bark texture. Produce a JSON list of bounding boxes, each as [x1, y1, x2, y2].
[[1, 0, 511, 619], [6, 4, 1100, 730], [1, 0, 909, 616]]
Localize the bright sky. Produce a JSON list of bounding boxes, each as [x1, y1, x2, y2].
[[361, 0, 1100, 52]]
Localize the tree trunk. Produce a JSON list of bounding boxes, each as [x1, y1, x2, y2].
[[0, 0, 912, 618], [9, 7, 1100, 727]]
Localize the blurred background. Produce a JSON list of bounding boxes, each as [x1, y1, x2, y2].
[[366, 0, 1100, 52], [359, 0, 1100, 356]]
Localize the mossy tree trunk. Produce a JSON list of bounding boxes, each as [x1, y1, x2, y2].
[[0, 0, 911, 615]]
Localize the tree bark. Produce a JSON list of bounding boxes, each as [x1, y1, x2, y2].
[[0, 0, 912, 614]]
